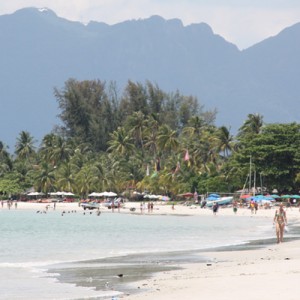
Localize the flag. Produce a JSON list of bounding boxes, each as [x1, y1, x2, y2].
[[184, 150, 190, 161], [146, 164, 150, 176]]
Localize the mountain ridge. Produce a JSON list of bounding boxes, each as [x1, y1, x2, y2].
[[0, 7, 300, 149]]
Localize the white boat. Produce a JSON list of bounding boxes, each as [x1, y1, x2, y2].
[[80, 202, 100, 210], [205, 196, 233, 207]]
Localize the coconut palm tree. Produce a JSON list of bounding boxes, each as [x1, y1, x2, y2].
[[157, 124, 179, 153], [126, 111, 146, 150], [182, 116, 206, 138], [33, 162, 56, 194], [144, 114, 160, 156], [55, 162, 79, 192], [15, 131, 36, 161], [50, 136, 74, 166], [217, 126, 234, 158], [238, 113, 264, 137], [107, 127, 136, 156]]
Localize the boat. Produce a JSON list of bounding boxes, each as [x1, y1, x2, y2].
[[205, 194, 233, 207], [80, 202, 100, 210]]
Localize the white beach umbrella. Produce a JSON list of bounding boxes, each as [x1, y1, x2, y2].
[[101, 191, 117, 197], [27, 192, 44, 196], [88, 192, 101, 197], [63, 192, 75, 196], [49, 192, 58, 196], [107, 192, 117, 197]]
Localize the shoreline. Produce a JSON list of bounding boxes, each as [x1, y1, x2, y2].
[[2, 201, 300, 300], [47, 228, 300, 300], [122, 238, 300, 300], [119, 207, 300, 300]]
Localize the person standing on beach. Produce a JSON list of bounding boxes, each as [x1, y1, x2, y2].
[[150, 202, 154, 213], [250, 200, 255, 214], [233, 200, 238, 214], [273, 203, 287, 243]]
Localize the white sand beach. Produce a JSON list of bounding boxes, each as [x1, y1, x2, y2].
[[123, 238, 300, 300], [119, 203, 300, 300], [4, 200, 300, 300]]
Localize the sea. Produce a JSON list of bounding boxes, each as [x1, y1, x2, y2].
[[0, 207, 297, 299]]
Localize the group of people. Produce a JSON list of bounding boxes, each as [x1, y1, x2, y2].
[[1, 200, 17, 209], [140, 202, 154, 214]]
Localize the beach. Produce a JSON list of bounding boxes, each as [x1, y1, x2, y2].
[[120, 203, 300, 300], [1, 200, 299, 300], [123, 239, 300, 300]]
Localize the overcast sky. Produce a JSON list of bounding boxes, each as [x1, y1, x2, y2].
[[1, 0, 300, 49]]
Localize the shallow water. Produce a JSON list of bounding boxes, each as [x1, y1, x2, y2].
[[0, 208, 292, 299]]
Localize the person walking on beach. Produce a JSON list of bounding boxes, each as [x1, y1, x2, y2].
[[212, 202, 219, 215], [273, 203, 287, 243], [254, 202, 258, 214]]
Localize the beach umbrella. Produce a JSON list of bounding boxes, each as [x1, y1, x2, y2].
[[158, 195, 170, 201], [270, 194, 280, 199], [27, 192, 44, 196], [281, 195, 292, 199], [149, 195, 159, 199], [49, 192, 58, 196], [291, 195, 300, 199], [63, 192, 75, 196], [88, 192, 101, 197], [240, 194, 251, 199], [101, 191, 117, 197]]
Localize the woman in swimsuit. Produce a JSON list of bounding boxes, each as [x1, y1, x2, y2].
[[273, 203, 287, 243]]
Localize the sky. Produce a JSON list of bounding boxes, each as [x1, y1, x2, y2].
[[1, 1, 300, 49]]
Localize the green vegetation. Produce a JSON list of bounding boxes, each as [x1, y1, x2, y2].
[[1, 80, 300, 198]]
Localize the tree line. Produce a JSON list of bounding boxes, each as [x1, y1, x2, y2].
[[1, 79, 300, 198]]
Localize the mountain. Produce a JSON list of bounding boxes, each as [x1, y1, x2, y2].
[[1, 7, 300, 150]]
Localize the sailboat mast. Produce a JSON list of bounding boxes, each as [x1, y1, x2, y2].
[[249, 155, 252, 194]]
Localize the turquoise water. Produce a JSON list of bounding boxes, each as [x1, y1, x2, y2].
[[0, 209, 278, 299]]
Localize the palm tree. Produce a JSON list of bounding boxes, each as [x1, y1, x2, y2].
[[107, 127, 136, 156], [75, 165, 98, 197], [127, 111, 146, 150], [157, 125, 179, 153], [33, 162, 56, 194], [144, 114, 160, 156], [217, 126, 234, 158], [15, 131, 36, 161], [182, 116, 206, 138], [51, 136, 74, 166], [39, 133, 57, 164], [238, 113, 264, 137], [56, 162, 79, 192]]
